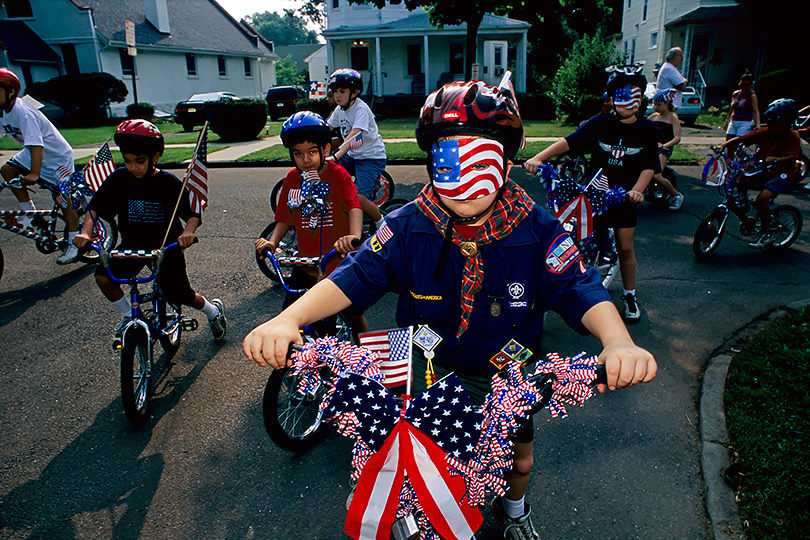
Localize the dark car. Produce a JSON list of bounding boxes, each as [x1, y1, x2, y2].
[[265, 86, 307, 121], [174, 91, 237, 131]]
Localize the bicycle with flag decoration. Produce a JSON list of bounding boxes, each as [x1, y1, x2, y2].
[[271, 333, 606, 540], [693, 147, 803, 257], [534, 163, 628, 289], [0, 173, 118, 273]]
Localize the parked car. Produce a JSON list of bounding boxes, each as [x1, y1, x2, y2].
[[265, 86, 307, 121], [174, 91, 237, 131], [645, 83, 703, 126]]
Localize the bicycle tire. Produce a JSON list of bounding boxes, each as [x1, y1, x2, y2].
[[582, 230, 619, 289], [380, 198, 409, 216], [0, 246, 4, 282], [269, 178, 284, 214], [158, 299, 183, 357], [370, 171, 395, 206], [645, 168, 677, 206], [255, 221, 297, 282], [767, 205, 803, 250], [78, 217, 118, 264], [552, 153, 588, 184], [120, 324, 152, 424], [693, 209, 728, 258], [797, 154, 809, 183]]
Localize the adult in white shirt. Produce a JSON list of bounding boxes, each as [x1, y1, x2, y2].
[[657, 48, 688, 109]]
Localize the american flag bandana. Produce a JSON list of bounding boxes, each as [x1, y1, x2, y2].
[[416, 181, 534, 337], [612, 85, 642, 109], [431, 138, 504, 200]]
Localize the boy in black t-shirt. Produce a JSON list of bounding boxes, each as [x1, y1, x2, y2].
[[525, 66, 660, 321], [74, 120, 226, 347]]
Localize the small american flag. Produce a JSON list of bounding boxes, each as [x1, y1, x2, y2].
[[585, 168, 609, 192], [348, 131, 363, 151], [185, 125, 208, 213], [83, 142, 115, 192], [358, 327, 412, 388]]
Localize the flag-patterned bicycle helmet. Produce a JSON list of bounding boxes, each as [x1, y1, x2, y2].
[[415, 80, 524, 160], [652, 88, 677, 103], [280, 111, 332, 148], [605, 64, 647, 97], [114, 119, 164, 155], [328, 68, 363, 93]]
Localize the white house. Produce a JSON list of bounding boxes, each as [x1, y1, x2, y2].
[[304, 45, 328, 86], [0, 0, 280, 116], [620, 0, 804, 107], [322, 1, 530, 98]]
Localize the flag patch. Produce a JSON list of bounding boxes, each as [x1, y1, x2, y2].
[[545, 233, 581, 274]]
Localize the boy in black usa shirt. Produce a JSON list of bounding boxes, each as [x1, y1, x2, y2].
[[74, 120, 226, 346], [525, 66, 659, 321]]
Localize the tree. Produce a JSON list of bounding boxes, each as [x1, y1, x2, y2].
[[276, 54, 307, 86], [246, 10, 318, 46]]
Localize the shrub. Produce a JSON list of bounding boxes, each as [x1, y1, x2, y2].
[[295, 97, 334, 119], [126, 102, 155, 119], [27, 72, 127, 124], [516, 76, 556, 120], [551, 33, 622, 125], [755, 69, 809, 109], [209, 99, 268, 141]]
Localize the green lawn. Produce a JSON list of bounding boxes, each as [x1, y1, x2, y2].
[[73, 145, 230, 166], [376, 118, 574, 139]]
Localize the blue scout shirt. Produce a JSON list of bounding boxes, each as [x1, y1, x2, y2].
[[329, 201, 610, 377]]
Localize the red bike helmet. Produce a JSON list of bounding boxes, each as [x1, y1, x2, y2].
[[114, 119, 164, 155], [416, 80, 523, 160], [0, 68, 21, 111]]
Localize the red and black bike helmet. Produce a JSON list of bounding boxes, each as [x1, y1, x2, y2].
[[0, 68, 21, 111], [114, 119, 165, 155], [415, 80, 523, 160]]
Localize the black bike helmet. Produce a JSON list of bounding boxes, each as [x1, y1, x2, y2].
[[763, 98, 798, 126], [415, 80, 523, 160], [280, 111, 332, 149], [114, 119, 165, 155], [328, 68, 363, 93], [605, 64, 647, 98]]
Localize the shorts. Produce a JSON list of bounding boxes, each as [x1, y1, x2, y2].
[[8, 153, 73, 185], [726, 119, 756, 137], [338, 155, 387, 199], [95, 248, 196, 306], [743, 171, 796, 196], [595, 199, 637, 229]]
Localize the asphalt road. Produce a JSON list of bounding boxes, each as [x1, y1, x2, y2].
[[1, 164, 809, 540]]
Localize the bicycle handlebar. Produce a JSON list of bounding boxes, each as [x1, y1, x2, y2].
[[264, 238, 362, 295], [88, 239, 197, 284]]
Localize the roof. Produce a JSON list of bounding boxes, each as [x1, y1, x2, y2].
[[324, 11, 530, 37], [275, 44, 323, 67], [665, 5, 750, 28], [0, 20, 61, 64], [77, 0, 279, 59]]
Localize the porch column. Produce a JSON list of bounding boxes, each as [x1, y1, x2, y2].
[[423, 34, 430, 95], [518, 31, 527, 92], [683, 25, 693, 76], [327, 38, 334, 77], [375, 36, 382, 96]]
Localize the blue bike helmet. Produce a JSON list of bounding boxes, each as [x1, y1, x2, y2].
[[763, 98, 798, 126], [280, 111, 332, 149]]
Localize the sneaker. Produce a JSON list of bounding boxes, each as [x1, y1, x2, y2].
[[113, 316, 133, 349], [668, 193, 684, 211], [748, 233, 774, 248], [491, 497, 540, 540], [56, 244, 80, 265], [209, 299, 227, 341], [622, 293, 641, 321]]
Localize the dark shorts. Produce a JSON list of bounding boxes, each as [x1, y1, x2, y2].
[[95, 248, 196, 306], [744, 171, 796, 197], [595, 199, 637, 229], [338, 155, 387, 199]]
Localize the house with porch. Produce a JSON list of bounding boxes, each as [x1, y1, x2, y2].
[[620, 0, 804, 108], [321, 1, 530, 114], [0, 0, 279, 116]]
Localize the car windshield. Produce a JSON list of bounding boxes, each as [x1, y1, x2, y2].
[[188, 92, 233, 102]]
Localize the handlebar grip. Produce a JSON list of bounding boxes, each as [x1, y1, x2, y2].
[[351, 238, 362, 248], [593, 364, 607, 386]]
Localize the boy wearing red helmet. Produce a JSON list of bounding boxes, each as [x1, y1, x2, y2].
[[244, 80, 656, 539], [74, 120, 226, 347], [0, 67, 81, 264]]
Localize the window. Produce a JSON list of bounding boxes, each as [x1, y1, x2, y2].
[[119, 49, 135, 76], [332, 0, 340, 7], [642, 0, 648, 22], [624, 41, 628, 58], [389, 0, 402, 4], [350, 46, 369, 72], [61, 44, 79, 74], [649, 31, 658, 49], [626, 0, 631, 9], [186, 53, 197, 76], [406, 44, 421, 76], [449, 43, 464, 74], [630, 38, 636, 64], [244, 57, 252, 77], [218, 55, 227, 77], [6, 0, 33, 17]]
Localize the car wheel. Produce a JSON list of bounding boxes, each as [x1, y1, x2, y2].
[[182, 123, 194, 132], [682, 116, 697, 127]]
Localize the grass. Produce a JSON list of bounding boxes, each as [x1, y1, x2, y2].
[[73, 145, 230, 166], [724, 306, 810, 539], [376, 119, 573, 139]]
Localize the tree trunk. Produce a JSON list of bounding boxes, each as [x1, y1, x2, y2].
[[464, 12, 484, 81]]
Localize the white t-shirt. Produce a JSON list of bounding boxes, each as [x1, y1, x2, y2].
[[657, 62, 687, 108], [327, 98, 386, 160], [0, 98, 74, 182]]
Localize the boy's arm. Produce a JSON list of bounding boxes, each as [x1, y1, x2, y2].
[[335, 207, 363, 254], [628, 169, 655, 202], [581, 301, 657, 390], [331, 127, 363, 161], [21, 146, 44, 184], [524, 138, 570, 174], [73, 210, 99, 248], [177, 216, 199, 248], [243, 278, 352, 368], [256, 221, 291, 255]]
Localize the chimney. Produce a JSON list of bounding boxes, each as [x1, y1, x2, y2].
[[144, 0, 170, 34]]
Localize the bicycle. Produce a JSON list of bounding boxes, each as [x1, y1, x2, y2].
[[534, 163, 627, 289], [0, 175, 118, 271], [259, 245, 358, 452], [644, 165, 678, 207], [693, 149, 803, 257], [88, 241, 200, 424]]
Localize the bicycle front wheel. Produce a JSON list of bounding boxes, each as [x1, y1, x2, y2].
[[693, 209, 728, 258], [269, 178, 284, 213], [158, 299, 183, 357], [263, 365, 330, 452], [120, 325, 153, 424], [255, 221, 297, 282], [78, 217, 119, 264], [370, 171, 395, 206], [768, 205, 803, 250]]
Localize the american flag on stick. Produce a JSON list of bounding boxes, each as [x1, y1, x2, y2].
[[584, 168, 609, 192], [83, 142, 116, 192], [184, 124, 209, 213], [358, 327, 412, 388], [348, 131, 364, 151]]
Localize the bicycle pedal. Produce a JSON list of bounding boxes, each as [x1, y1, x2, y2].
[[181, 317, 199, 331]]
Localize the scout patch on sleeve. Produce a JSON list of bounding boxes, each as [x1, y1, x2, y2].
[[545, 233, 581, 274], [369, 221, 394, 252]]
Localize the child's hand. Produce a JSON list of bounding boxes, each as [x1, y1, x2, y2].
[[523, 156, 544, 175], [21, 172, 39, 185], [73, 233, 92, 248], [255, 238, 276, 257], [598, 341, 657, 392], [243, 315, 303, 369], [335, 234, 360, 255], [177, 231, 196, 248], [626, 190, 644, 203]]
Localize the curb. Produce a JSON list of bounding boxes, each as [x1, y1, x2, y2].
[[700, 298, 810, 540]]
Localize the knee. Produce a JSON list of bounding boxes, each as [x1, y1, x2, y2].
[[512, 451, 534, 477]]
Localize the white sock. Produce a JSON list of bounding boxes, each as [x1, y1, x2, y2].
[[502, 496, 526, 519], [111, 296, 131, 316], [200, 298, 219, 320], [67, 231, 78, 243], [375, 216, 386, 229], [623, 289, 636, 297]]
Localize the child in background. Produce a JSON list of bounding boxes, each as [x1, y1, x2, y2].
[[647, 88, 684, 210]]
